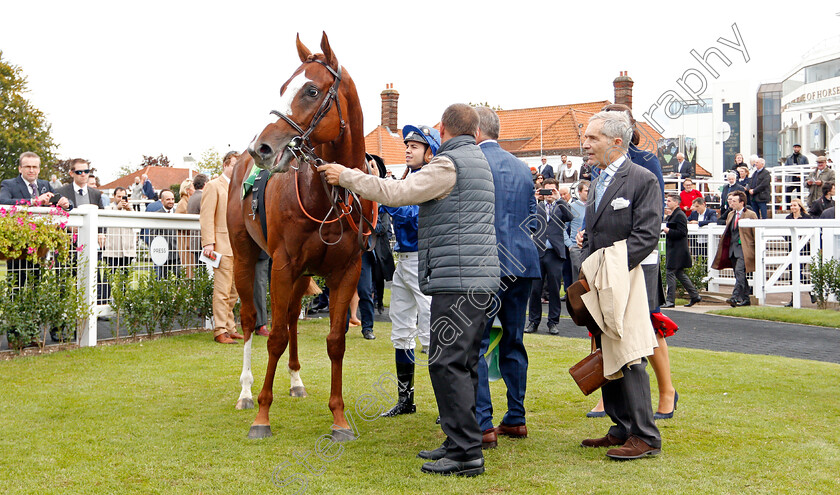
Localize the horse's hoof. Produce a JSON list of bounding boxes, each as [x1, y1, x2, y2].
[[248, 425, 272, 439], [330, 428, 356, 442], [289, 386, 308, 398], [235, 398, 254, 410]]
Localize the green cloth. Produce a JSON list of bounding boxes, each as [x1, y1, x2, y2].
[[242, 163, 262, 199]]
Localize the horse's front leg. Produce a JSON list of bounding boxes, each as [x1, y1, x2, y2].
[[287, 276, 312, 398], [248, 261, 296, 439], [325, 258, 361, 441], [232, 240, 261, 411]]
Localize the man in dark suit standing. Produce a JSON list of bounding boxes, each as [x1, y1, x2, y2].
[[748, 157, 771, 219], [577, 110, 661, 460], [713, 190, 757, 307], [526, 178, 571, 335], [718, 171, 745, 223], [56, 159, 104, 210], [677, 152, 694, 180], [473, 107, 541, 449], [538, 156, 554, 180], [0, 152, 70, 209]]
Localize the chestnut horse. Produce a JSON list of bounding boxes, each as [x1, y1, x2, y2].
[[227, 32, 374, 441]]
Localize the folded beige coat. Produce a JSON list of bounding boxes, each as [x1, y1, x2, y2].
[[580, 240, 658, 377]]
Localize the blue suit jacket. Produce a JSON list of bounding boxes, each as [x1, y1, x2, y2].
[[480, 141, 541, 279], [687, 208, 718, 226], [0, 176, 54, 205], [628, 144, 665, 214]]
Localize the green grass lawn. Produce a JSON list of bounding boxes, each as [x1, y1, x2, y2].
[[2, 320, 839, 494], [710, 306, 840, 329]]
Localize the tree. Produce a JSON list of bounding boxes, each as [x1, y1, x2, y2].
[[140, 154, 171, 168], [469, 102, 503, 111], [197, 147, 223, 177], [0, 51, 58, 181]]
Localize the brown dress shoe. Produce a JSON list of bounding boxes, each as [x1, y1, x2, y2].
[[581, 433, 624, 448], [254, 325, 270, 337], [214, 333, 237, 344], [495, 423, 527, 438], [481, 428, 497, 449], [228, 331, 245, 340], [605, 435, 661, 459]]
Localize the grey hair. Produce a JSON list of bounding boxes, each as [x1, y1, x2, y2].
[[588, 111, 632, 149], [756, 158, 765, 167], [475, 106, 500, 140], [726, 171, 737, 179]]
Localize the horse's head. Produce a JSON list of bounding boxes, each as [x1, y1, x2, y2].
[[248, 32, 349, 173]]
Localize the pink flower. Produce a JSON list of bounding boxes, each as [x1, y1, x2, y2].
[[0, 207, 6, 217], [27, 247, 35, 254], [76, 245, 84, 253], [17, 217, 25, 226], [72, 233, 78, 243], [30, 223, 37, 231], [59, 222, 67, 229]]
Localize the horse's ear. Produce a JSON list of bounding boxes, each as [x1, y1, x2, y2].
[[320, 31, 338, 69], [296, 33, 312, 63]]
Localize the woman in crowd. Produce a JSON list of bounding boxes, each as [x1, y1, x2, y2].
[[175, 178, 195, 277], [731, 152, 745, 172], [737, 166, 751, 205], [786, 198, 811, 220], [534, 174, 545, 189]]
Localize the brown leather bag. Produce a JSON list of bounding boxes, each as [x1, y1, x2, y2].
[[568, 349, 609, 396], [565, 279, 602, 337]]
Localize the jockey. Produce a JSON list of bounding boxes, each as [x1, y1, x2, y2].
[[380, 124, 441, 418]]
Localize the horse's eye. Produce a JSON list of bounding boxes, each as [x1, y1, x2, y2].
[[306, 87, 319, 98]]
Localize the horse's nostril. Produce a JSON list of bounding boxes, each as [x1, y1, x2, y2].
[[258, 143, 273, 157]]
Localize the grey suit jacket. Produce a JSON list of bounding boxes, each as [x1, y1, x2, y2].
[[56, 183, 104, 209], [583, 157, 661, 270]]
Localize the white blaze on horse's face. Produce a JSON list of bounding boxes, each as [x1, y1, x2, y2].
[[278, 72, 313, 117]]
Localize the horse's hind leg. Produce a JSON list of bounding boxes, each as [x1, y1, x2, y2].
[[248, 260, 295, 439], [287, 277, 311, 398]]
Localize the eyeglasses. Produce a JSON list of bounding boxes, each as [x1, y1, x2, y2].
[[73, 169, 91, 175]]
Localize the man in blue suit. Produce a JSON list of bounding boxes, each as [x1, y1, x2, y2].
[[0, 152, 70, 209], [538, 156, 554, 180], [473, 107, 541, 448]]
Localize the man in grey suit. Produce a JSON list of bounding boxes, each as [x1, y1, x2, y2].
[[577, 110, 661, 460], [56, 159, 104, 209]]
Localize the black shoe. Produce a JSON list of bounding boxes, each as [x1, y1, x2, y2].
[[684, 297, 701, 307], [559, 295, 567, 302], [728, 298, 737, 307], [810, 292, 818, 304], [784, 300, 793, 308], [376, 302, 384, 315], [661, 302, 675, 308], [421, 457, 484, 477], [417, 445, 447, 460], [362, 330, 375, 340], [735, 299, 751, 307], [548, 323, 559, 335], [524, 322, 538, 334], [436, 416, 441, 424]]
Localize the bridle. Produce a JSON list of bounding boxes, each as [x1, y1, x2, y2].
[[269, 58, 345, 172], [266, 58, 376, 250]]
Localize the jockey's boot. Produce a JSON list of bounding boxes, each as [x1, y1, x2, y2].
[[381, 361, 416, 417]]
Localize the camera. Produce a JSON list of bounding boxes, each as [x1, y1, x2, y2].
[[538, 188, 553, 196], [49, 193, 64, 205]]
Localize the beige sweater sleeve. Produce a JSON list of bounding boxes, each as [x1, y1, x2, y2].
[[338, 156, 456, 207]]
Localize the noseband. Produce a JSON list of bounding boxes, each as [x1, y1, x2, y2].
[[270, 59, 345, 170]]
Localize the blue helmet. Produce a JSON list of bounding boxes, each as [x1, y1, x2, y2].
[[402, 124, 441, 156]]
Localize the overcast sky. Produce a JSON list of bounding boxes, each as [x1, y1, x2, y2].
[[2, 0, 839, 181]]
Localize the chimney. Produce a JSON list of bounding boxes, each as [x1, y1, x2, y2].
[[613, 71, 634, 109], [380, 83, 399, 132]]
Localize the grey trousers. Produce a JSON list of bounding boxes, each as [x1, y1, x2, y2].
[[666, 268, 699, 303], [253, 257, 270, 328], [730, 254, 748, 303]]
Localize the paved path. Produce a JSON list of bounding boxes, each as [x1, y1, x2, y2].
[[533, 304, 840, 364]]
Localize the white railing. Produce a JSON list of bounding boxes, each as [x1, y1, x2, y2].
[[5, 206, 203, 348], [665, 219, 840, 308]]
